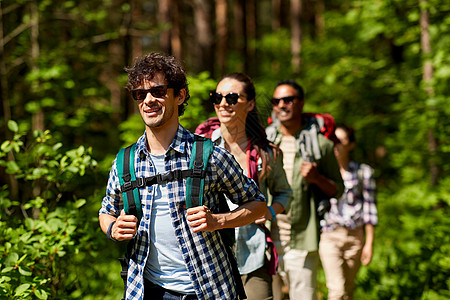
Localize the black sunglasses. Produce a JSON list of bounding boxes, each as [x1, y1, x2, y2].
[[270, 96, 297, 105], [131, 85, 169, 101], [209, 92, 241, 105]]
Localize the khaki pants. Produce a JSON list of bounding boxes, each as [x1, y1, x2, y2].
[[319, 226, 364, 300], [241, 261, 273, 300], [273, 248, 319, 300]]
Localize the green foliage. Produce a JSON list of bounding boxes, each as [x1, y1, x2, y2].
[[355, 183, 450, 299], [0, 121, 122, 299], [1, 0, 449, 298], [181, 72, 218, 131]]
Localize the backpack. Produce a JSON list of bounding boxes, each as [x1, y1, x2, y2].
[[115, 135, 246, 300], [194, 116, 221, 139], [266, 112, 338, 217]]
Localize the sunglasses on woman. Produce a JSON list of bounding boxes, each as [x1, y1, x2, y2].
[[270, 96, 297, 105], [209, 92, 241, 105], [130, 85, 169, 101]]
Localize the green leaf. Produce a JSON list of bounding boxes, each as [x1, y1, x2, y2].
[[18, 267, 32, 276], [5, 161, 20, 174], [15, 283, 31, 295], [75, 199, 86, 208], [35, 289, 48, 300], [5, 253, 19, 266], [1, 141, 12, 152], [7, 120, 19, 133], [1, 267, 14, 273]]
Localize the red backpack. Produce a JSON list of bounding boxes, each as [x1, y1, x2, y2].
[[267, 112, 338, 146], [194, 117, 221, 139]]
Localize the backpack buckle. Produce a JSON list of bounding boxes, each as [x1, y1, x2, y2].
[[172, 169, 182, 180], [157, 171, 173, 183], [121, 181, 133, 192], [135, 177, 145, 188], [192, 168, 204, 178]]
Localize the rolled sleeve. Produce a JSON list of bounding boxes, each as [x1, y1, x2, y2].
[[362, 164, 378, 226], [212, 146, 266, 206], [99, 159, 123, 217]]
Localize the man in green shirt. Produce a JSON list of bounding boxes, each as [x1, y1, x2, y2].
[[267, 80, 344, 300]]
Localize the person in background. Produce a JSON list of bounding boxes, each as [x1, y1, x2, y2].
[[266, 80, 344, 300], [196, 72, 292, 300], [319, 124, 378, 300], [99, 53, 267, 300]]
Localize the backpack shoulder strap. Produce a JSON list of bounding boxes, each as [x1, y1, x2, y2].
[[186, 135, 214, 208], [266, 125, 278, 143], [117, 143, 143, 222], [299, 115, 322, 161]]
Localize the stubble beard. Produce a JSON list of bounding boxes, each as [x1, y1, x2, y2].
[[141, 104, 175, 129]]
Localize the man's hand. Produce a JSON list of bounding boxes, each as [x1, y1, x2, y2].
[[300, 161, 320, 183], [186, 206, 220, 233], [112, 210, 138, 241]]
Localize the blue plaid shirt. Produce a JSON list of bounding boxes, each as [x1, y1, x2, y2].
[[100, 125, 266, 300]]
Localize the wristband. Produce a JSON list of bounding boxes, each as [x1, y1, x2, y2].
[[107, 221, 117, 241], [268, 206, 276, 221]]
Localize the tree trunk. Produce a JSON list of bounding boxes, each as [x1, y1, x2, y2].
[[0, 1, 11, 134], [158, 0, 171, 54], [193, 0, 214, 74], [246, 0, 257, 76], [130, 0, 142, 59], [170, 0, 182, 60], [420, 0, 439, 186], [0, 1, 19, 202], [30, 0, 42, 218], [272, 0, 281, 30], [233, 0, 245, 71], [30, 1, 43, 132], [290, 0, 302, 75], [215, 0, 227, 77]]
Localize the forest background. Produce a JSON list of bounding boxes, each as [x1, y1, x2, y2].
[[0, 0, 449, 299]]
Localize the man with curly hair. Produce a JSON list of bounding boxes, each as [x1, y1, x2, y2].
[[99, 52, 266, 300]]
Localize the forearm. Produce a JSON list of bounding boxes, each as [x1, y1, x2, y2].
[[312, 174, 338, 198], [99, 213, 117, 235], [271, 202, 285, 215], [364, 223, 375, 246], [216, 201, 267, 229]]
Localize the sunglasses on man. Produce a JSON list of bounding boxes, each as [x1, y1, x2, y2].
[[209, 92, 241, 105], [270, 96, 297, 106], [130, 85, 169, 101]]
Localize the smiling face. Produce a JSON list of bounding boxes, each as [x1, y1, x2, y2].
[[272, 84, 304, 129], [214, 78, 254, 128], [137, 72, 185, 130]]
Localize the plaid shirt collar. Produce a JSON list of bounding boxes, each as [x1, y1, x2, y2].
[[136, 124, 190, 158]]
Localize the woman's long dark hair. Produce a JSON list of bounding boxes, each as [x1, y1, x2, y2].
[[221, 72, 279, 180]]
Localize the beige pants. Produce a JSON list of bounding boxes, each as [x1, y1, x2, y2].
[[241, 262, 273, 300], [319, 226, 364, 300], [273, 248, 319, 300]]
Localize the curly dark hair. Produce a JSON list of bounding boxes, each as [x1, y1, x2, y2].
[[125, 52, 190, 116]]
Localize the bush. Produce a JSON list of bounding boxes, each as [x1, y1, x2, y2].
[[0, 120, 123, 299]]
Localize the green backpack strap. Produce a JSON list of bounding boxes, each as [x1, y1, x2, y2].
[[185, 135, 214, 208], [117, 143, 143, 222]]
